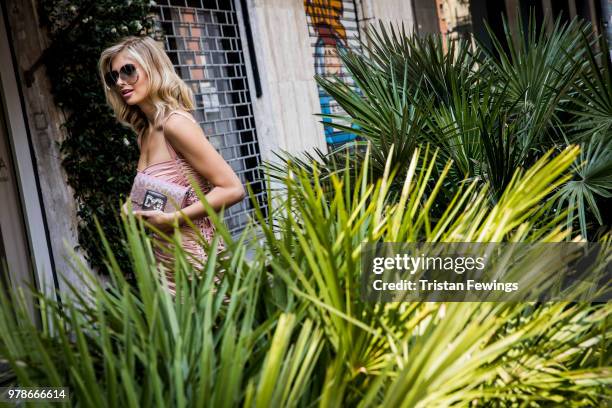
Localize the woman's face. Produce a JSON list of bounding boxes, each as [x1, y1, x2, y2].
[[109, 50, 149, 105]]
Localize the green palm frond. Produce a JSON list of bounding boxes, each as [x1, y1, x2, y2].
[[358, 20, 479, 107], [556, 133, 612, 238], [252, 143, 609, 405], [565, 30, 612, 140], [481, 12, 591, 146], [304, 14, 608, 237], [0, 144, 609, 406]]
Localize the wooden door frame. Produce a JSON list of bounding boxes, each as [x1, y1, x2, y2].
[[0, 2, 57, 302]]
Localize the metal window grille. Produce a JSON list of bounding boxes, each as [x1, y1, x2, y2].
[[304, 0, 363, 148], [154, 0, 266, 235]]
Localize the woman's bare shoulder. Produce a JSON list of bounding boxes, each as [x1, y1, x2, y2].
[[163, 109, 197, 127], [163, 111, 202, 143]]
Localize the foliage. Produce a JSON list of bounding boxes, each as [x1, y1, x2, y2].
[[301, 15, 611, 238], [0, 145, 610, 406], [38, 0, 157, 274]]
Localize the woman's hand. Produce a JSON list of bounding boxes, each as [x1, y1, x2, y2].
[[133, 210, 177, 233]]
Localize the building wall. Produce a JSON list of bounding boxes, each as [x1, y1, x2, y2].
[[600, 0, 612, 55], [436, 0, 472, 42], [362, 0, 417, 30], [5, 0, 89, 295], [2, 0, 421, 293], [155, 1, 267, 233], [242, 0, 419, 154], [244, 0, 328, 164]]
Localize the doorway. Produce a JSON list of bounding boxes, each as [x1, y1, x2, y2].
[[0, 1, 57, 319], [0, 84, 35, 310]]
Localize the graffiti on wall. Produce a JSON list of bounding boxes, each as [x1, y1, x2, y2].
[[304, 0, 361, 146]]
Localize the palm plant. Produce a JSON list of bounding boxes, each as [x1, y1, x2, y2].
[[354, 21, 480, 108], [481, 13, 591, 148], [0, 211, 325, 407], [558, 32, 612, 238], [257, 143, 610, 405], [1, 143, 608, 407], [303, 15, 609, 237]]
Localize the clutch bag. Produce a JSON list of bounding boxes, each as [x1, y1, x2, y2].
[[129, 171, 189, 213]]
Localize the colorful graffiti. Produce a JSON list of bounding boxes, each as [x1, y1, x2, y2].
[[304, 0, 360, 146]]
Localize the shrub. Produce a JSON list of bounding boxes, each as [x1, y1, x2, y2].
[[305, 16, 611, 238], [0, 145, 609, 406], [39, 0, 157, 274]]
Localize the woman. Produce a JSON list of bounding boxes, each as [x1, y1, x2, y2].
[[98, 36, 245, 294]]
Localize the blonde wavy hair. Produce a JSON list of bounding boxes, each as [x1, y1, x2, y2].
[[98, 36, 194, 139]]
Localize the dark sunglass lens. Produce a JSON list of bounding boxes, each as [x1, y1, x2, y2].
[[104, 71, 118, 87], [122, 64, 136, 75], [119, 64, 138, 84]]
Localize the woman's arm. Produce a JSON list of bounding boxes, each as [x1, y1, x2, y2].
[[133, 113, 245, 231], [163, 113, 246, 225]]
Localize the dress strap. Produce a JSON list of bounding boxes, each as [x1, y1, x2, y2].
[[162, 110, 197, 127], [160, 110, 197, 160]]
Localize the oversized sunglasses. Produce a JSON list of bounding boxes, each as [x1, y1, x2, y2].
[[104, 63, 138, 88]]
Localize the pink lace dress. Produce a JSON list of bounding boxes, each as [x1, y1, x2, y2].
[[136, 110, 227, 295]]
